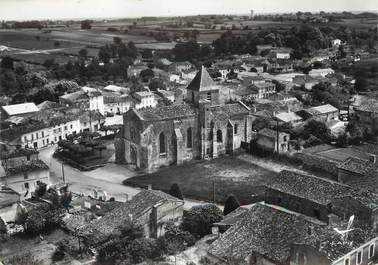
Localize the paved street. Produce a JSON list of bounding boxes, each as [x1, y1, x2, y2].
[[38, 145, 142, 201], [38, 145, 208, 209]]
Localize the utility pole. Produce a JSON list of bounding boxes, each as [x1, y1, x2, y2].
[[61, 163, 65, 183], [276, 120, 279, 155], [212, 180, 216, 203]]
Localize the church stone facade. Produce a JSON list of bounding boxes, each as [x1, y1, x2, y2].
[[116, 66, 254, 172]]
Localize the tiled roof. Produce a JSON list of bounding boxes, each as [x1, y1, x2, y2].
[[210, 102, 250, 121], [187, 66, 217, 92], [0, 148, 38, 160], [214, 207, 249, 227], [299, 227, 376, 262], [2, 103, 39, 116], [354, 99, 378, 113], [37, 100, 64, 110], [84, 189, 182, 243], [266, 170, 354, 205], [138, 104, 196, 121], [0, 120, 47, 142], [337, 157, 378, 177], [60, 91, 88, 102], [208, 203, 328, 263], [274, 112, 303, 123], [310, 104, 338, 114], [0, 186, 20, 208], [5, 159, 49, 176], [257, 128, 286, 139]]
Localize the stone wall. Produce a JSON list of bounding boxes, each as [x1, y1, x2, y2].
[[265, 188, 330, 223], [294, 152, 339, 178]]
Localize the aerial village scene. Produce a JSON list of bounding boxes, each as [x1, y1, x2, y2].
[[0, 0, 377, 264]]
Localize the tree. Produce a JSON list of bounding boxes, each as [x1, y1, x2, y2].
[[252, 116, 270, 132], [78, 48, 88, 58], [148, 78, 166, 91], [98, 46, 111, 64], [302, 119, 330, 143], [142, 49, 153, 59], [34, 181, 47, 197], [81, 20, 92, 30], [172, 40, 201, 62], [43, 58, 55, 68], [181, 204, 222, 238], [169, 183, 184, 200], [1, 56, 14, 70], [354, 77, 368, 92], [140, 68, 154, 82], [223, 195, 240, 215]]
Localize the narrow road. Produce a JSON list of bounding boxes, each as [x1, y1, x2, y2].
[[38, 145, 207, 209]]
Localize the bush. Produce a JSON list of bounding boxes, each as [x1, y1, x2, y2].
[[129, 237, 162, 263], [159, 223, 195, 255], [223, 195, 240, 215], [52, 243, 65, 261], [169, 183, 184, 200], [181, 204, 222, 238]]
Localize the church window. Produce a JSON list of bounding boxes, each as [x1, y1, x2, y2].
[[234, 124, 238, 134], [207, 92, 211, 101], [187, 127, 192, 148], [130, 127, 137, 141], [159, 132, 166, 154], [216, 130, 222, 143]]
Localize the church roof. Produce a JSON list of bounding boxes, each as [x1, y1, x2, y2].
[[187, 66, 216, 92], [138, 104, 196, 121]]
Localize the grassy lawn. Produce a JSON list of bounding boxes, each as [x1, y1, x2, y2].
[[123, 155, 277, 205]]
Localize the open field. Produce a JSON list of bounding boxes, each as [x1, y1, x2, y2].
[[123, 155, 277, 205], [9, 52, 74, 65]]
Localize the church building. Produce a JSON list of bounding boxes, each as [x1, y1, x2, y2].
[[116, 66, 254, 172]]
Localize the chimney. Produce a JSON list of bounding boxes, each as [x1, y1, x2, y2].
[[147, 184, 152, 190], [125, 193, 129, 202], [369, 154, 377, 164]]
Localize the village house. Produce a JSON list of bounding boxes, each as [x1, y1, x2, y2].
[[168, 61, 193, 74], [0, 102, 39, 119], [270, 48, 292, 59], [59, 88, 105, 115], [265, 170, 378, 228], [337, 156, 378, 188], [208, 202, 333, 265], [309, 68, 335, 78], [274, 111, 304, 126], [82, 188, 184, 242], [117, 67, 254, 172], [256, 128, 290, 153], [155, 89, 175, 103], [209, 203, 377, 265], [353, 98, 378, 134], [265, 170, 352, 223], [103, 92, 132, 116], [127, 63, 149, 77], [0, 147, 49, 197], [248, 81, 276, 99], [0, 186, 20, 223], [256, 44, 273, 55], [292, 75, 320, 90], [132, 91, 158, 109], [291, 235, 377, 265], [296, 104, 339, 122]]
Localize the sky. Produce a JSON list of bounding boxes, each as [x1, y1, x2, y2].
[[0, 0, 377, 21]]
